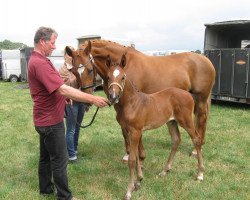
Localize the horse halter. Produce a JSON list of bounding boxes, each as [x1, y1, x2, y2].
[[75, 54, 97, 91], [108, 72, 126, 95]]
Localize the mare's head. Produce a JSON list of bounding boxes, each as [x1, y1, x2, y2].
[[65, 43, 96, 94], [106, 54, 127, 104]]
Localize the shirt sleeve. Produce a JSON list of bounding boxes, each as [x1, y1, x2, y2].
[[35, 59, 64, 94]]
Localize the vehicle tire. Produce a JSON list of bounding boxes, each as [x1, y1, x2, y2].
[[9, 75, 19, 83]]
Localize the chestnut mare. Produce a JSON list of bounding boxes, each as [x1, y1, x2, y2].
[[105, 54, 204, 199], [66, 40, 215, 159]]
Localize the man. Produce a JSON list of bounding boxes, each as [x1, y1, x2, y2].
[[28, 26, 109, 200]]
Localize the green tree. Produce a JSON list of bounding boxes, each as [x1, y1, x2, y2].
[[0, 39, 27, 50]]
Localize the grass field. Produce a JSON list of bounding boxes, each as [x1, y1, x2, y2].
[[0, 81, 249, 200]]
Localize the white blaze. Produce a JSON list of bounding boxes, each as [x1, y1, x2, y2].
[[113, 69, 120, 78]]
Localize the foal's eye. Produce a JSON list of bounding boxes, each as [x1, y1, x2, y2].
[[79, 64, 83, 68], [122, 75, 126, 80]]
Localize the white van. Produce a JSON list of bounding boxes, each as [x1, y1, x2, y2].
[[0, 50, 21, 82]]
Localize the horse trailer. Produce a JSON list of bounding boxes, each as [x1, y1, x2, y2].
[[0, 49, 21, 82], [20, 47, 33, 82], [20, 47, 64, 82], [204, 20, 250, 104]]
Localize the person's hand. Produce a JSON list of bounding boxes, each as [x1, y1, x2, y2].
[[93, 96, 110, 108], [66, 99, 73, 105]]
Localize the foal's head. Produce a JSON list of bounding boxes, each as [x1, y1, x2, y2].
[[106, 54, 127, 104], [65, 44, 95, 94]]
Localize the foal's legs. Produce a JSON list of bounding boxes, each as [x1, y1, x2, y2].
[[122, 128, 146, 165], [125, 130, 143, 200], [159, 121, 181, 176]]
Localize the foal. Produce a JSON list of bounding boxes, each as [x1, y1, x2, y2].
[[106, 55, 205, 200]]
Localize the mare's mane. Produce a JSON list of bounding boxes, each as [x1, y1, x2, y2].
[[79, 39, 141, 55]]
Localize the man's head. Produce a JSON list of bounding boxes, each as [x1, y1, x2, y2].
[[34, 27, 58, 57]]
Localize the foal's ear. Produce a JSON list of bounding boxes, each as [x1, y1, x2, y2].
[[84, 41, 92, 55], [120, 54, 126, 68], [106, 55, 112, 68], [65, 46, 73, 57]]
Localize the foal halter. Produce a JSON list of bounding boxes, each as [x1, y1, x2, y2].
[[108, 73, 126, 96]]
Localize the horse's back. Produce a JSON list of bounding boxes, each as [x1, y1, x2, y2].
[[126, 51, 215, 97]]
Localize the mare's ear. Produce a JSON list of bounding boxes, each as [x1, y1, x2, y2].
[[106, 55, 112, 68], [84, 41, 92, 55], [120, 54, 126, 68], [65, 46, 73, 57]]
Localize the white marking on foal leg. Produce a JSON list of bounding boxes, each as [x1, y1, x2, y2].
[[122, 153, 129, 163], [197, 172, 204, 181], [125, 191, 132, 200]]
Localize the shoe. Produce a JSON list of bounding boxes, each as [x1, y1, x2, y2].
[[69, 156, 77, 161], [122, 153, 129, 163], [69, 156, 78, 163]]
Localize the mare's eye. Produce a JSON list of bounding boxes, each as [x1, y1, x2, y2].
[[122, 75, 126, 80], [79, 64, 83, 68], [88, 68, 93, 74]]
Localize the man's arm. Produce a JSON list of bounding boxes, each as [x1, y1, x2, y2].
[[58, 84, 109, 108]]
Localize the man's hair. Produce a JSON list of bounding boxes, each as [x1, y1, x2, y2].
[[34, 26, 58, 44]]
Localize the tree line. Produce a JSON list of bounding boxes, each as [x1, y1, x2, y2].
[[0, 40, 27, 50]]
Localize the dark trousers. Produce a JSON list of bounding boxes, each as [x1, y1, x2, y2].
[[35, 121, 72, 200]]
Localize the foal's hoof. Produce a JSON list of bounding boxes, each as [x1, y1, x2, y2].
[[158, 171, 167, 177], [124, 194, 131, 200], [134, 181, 141, 191], [191, 150, 198, 157], [196, 174, 204, 181]]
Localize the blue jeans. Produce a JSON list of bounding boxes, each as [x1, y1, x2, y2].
[[35, 122, 72, 200], [65, 102, 86, 158]]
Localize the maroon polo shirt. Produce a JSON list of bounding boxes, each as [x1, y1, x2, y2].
[[28, 51, 65, 126]]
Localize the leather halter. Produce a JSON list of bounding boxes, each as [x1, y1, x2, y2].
[[73, 54, 97, 91]]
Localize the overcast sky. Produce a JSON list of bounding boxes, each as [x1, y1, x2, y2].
[[0, 0, 249, 52]]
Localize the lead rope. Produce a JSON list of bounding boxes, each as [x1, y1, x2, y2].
[[66, 104, 99, 128]]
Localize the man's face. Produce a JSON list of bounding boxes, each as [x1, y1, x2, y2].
[[42, 33, 57, 57]]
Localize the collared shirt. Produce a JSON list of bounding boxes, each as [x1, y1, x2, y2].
[[28, 51, 65, 126], [59, 62, 79, 89]]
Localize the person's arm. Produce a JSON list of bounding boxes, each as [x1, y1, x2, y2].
[[58, 84, 109, 108]]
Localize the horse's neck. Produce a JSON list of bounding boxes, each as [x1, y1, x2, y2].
[[119, 79, 147, 107], [91, 45, 128, 78]]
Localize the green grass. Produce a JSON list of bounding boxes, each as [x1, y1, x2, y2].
[[0, 81, 249, 200]]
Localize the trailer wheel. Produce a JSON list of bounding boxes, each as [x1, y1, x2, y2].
[[9, 75, 19, 83]]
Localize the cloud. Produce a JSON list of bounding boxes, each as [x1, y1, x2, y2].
[[0, 0, 249, 51]]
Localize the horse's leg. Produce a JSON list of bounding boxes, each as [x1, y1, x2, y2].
[[122, 129, 146, 166], [159, 121, 181, 176], [138, 135, 146, 167], [125, 130, 142, 200], [192, 97, 209, 156], [121, 128, 130, 162], [180, 116, 205, 181]]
